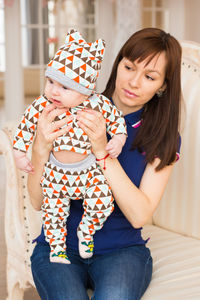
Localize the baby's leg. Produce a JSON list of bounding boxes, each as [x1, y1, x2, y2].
[[42, 195, 71, 264], [41, 163, 71, 264], [77, 166, 114, 259]]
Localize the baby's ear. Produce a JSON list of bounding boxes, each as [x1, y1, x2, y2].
[[65, 29, 85, 45], [93, 39, 106, 61]]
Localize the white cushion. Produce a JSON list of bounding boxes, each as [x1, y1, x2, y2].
[[141, 225, 200, 299]]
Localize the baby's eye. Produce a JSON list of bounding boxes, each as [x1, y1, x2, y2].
[[48, 78, 53, 84], [62, 86, 68, 90]]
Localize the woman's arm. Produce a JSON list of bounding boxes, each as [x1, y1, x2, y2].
[[77, 109, 175, 228], [96, 156, 173, 228], [27, 104, 73, 210]]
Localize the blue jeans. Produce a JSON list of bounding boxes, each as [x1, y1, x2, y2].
[[31, 243, 152, 300]]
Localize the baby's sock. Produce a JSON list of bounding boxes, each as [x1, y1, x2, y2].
[[50, 251, 71, 264], [77, 231, 94, 259]]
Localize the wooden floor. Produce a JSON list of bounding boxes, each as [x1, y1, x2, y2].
[[0, 107, 40, 300]]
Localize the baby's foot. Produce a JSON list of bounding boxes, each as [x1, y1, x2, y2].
[[77, 232, 94, 259], [50, 251, 71, 264]]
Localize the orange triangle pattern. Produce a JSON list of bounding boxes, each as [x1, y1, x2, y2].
[[13, 83, 126, 159], [42, 160, 114, 247]]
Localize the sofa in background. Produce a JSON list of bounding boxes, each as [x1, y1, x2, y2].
[[0, 40, 200, 300]]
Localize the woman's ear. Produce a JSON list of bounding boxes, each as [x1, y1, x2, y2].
[[156, 82, 167, 98], [161, 81, 167, 92]]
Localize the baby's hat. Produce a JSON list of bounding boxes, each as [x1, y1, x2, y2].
[[45, 29, 105, 95]]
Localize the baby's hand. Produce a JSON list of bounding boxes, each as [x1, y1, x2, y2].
[[105, 134, 127, 158], [13, 149, 34, 173]]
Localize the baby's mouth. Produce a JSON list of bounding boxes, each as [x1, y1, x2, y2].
[[52, 99, 62, 105]]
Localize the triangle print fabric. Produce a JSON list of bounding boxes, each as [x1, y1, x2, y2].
[[13, 93, 127, 155], [45, 29, 106, 95], [13, 28, 127, 262], [41, 160, 114, 256]]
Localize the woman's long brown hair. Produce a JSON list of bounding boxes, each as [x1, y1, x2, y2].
[[103, 28, 182, 171]]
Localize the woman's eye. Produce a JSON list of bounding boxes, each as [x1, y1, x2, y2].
[[146, 75, 154, 81], [125, 65, 132, 70]]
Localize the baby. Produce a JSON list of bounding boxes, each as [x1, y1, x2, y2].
[[13, 29, 127, 264]]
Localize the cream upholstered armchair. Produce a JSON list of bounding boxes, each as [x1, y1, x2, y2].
[[1, 40, 200, 300], [0, 125, 42, 299], [141, 41, 200, 299]]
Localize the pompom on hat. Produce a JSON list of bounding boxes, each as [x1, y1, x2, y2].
[[45, 29, 106, 96]]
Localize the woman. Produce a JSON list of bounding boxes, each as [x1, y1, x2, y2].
[[29, 28, 182, 300]]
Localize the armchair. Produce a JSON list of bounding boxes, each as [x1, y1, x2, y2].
[[1, 40, 200, 300]]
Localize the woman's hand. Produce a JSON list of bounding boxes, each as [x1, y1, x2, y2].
[[28, 103, 73, 210], [77, 109, 108, 158], [34, 103, 73, 156]]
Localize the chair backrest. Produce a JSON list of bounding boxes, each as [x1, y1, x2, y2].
[[153, 41, 200, 240]]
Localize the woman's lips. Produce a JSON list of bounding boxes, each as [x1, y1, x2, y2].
[[124, 89, 138, 98]]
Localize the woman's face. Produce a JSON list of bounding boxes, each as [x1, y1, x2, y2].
[[112, 52, 167, 115]]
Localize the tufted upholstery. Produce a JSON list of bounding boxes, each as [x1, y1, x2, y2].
[[0, 41, 200, 299]]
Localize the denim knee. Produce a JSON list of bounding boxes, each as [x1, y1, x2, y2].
[[89, 245, 153, 300], [31, 243, 90, 300]]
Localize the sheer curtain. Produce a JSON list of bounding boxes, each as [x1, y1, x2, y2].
[[113, 0, 142, 56]]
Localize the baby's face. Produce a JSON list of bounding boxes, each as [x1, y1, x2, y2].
[[44, 77, 87, 109]]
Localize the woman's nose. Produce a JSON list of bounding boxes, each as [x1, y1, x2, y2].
[[129, 73, 141, 88]]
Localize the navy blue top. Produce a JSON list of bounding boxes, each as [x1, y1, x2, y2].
[[34, 107, 180, 254]]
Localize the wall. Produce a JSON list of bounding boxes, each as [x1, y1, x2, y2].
[[96, 0, 142, 93], [184, 0, 200, 43], [96, 0, 115, 93], [157, 0, 200, 44], [167, 0, 185, 40]]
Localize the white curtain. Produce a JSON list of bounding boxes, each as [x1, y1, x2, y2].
[[113, 0, 142, 56]]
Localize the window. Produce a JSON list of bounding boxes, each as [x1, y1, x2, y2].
[[21, 0, 96, 66], [20, 0, 97, 94], [1, 0, 98, 119], [142, 0, 169, 31]]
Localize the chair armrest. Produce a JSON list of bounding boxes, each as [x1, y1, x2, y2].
[[0, 121, 42, 290]]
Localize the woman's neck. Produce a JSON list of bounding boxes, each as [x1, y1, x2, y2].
[[112, 92, 143, 116]]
